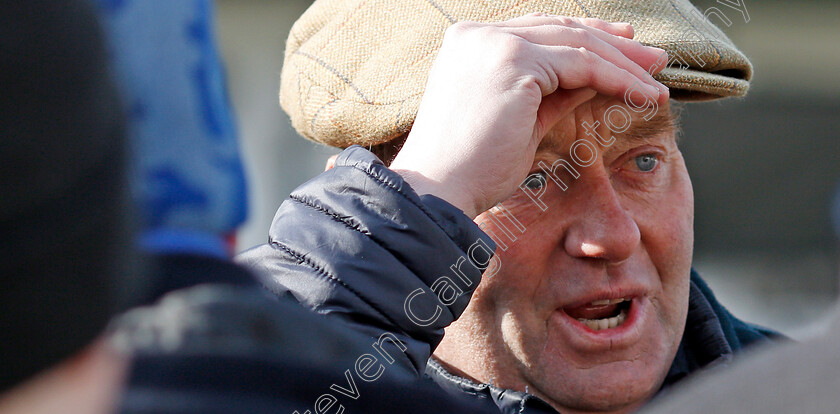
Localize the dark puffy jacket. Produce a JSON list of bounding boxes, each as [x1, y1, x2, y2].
[[238, 146, 783, 413], [114, 255, 495, 414]]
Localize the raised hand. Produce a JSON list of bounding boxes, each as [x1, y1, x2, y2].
[[389, 14, 668, 218]]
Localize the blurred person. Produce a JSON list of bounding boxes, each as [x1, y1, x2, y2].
[[239, 0, 784, 413], [0, 1, 496, 413], [82, 1, 501, 413], [89, 0, 250, 305], [112, 260, 499, 414], [93, 0, 248, 265], [0, 0, 135, 412], [84, 0, 260, 307]]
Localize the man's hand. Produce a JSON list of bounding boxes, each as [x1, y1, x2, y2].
[[389, 14, 668, 218]]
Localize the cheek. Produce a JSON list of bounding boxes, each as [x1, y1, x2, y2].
[[663, 162, 694, 270], [633, 158, 694, 277], [635, 160, 693, 336], [472, 205, 561, 309]]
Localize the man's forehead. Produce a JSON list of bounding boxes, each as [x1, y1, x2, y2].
[[620, 106, 679, 143], [537, 102, 679, 155]]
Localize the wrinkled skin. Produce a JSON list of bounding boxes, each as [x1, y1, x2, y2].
[[434, 98, 693, 414]]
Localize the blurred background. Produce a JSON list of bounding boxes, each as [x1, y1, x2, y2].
[[216, 0, 840, 339]]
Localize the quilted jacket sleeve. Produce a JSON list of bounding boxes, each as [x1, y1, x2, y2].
[[236, 146, 497, 378]]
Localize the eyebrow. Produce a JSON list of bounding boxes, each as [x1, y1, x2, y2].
[[536, 105, 682, 157], [619, 106, 681, 144]]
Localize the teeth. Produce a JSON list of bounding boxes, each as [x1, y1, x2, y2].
[[589, 298, 626, 306], [577, 310, 627, 331], [597, 318, 608, 330]]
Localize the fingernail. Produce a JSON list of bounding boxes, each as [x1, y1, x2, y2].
[[659, 83, 670, 100], [645, 83, 661, 99], [644, 72, 662, 89], [627, 83, 660, 107]]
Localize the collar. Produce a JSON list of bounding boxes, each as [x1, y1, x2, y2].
[[425, 358, 557, 413], [663, 272, 734, 387]]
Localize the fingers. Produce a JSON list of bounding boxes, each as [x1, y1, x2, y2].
[[561, 24, 663, 74], [487, 13, 668, 99], [509, 25, 666, 95], [534, 87, 598, 138], [578, 18, 634, 39], [495, 13, 633, 39], [538, 44, 665, 104]]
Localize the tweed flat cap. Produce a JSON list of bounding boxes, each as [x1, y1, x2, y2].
[[281, 0, 753, 148]]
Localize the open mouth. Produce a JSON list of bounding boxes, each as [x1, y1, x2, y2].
[[563, 298, 631, 332]]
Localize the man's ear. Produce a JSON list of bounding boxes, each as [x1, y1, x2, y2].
[[325, 155, 338, 171]]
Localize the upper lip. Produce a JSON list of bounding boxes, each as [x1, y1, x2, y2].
[[558, 286, 647, 310]]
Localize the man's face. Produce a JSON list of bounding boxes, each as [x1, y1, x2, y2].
[[434, 98, 693, 413]]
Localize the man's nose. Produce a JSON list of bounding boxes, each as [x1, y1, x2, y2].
[[563, 176, 640, 263]]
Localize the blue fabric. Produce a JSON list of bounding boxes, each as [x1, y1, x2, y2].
[[93, 0, 247, 239], [139, 229, 228, 259]]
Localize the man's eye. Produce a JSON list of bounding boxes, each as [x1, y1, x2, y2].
[[522, 172, 547, 190], [634, 154, 658, 172]]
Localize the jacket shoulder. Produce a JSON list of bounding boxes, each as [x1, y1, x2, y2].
[[690, 269, 787, 351]]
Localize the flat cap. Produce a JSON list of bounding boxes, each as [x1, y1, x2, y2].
[[280, 0, 753, 148]]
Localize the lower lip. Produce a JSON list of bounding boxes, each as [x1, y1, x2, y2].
[[552, 297, 646, 349]]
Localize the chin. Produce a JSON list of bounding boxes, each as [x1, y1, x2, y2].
[[521, 325, 679, 414], [533, 359, 664, 413]]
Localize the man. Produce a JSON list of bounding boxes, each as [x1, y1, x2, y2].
[[239, 0, 780, 413]]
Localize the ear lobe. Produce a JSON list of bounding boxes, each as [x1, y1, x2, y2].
[[325, 155, 339, 171]]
